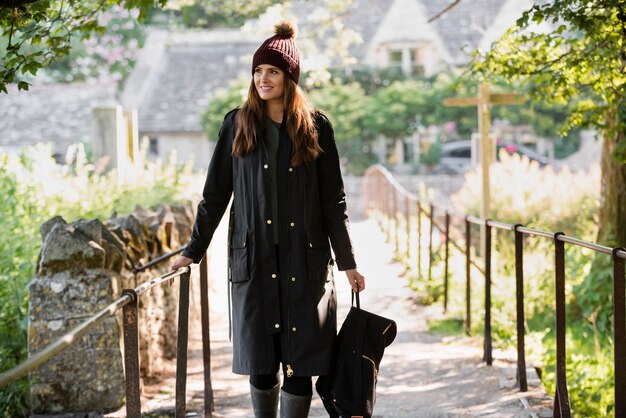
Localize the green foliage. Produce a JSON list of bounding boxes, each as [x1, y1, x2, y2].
[[427, 317, 464, 336], [309, 81, 375, 174], [200, 76, 247, 141], [362, 80, 425, 140], [445, 154, 616, 415], [418, 140, 441, 167], [43, 6, 146, 83], [0, 157, 38, 417], [173, 0, 282, 28], [0, 0, 165, 92], [540, 328, 615, 416], [0, 143, 195, 416], [469, 0, 626, 157]]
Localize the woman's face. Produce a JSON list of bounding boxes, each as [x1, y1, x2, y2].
[[254, 64, 285, 103]]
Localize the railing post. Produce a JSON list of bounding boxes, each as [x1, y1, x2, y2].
[[405, 195, 411, 259], [613, 248, 625, 418], [443, 211, 450, 313], [175, 270, 192, 418], [122, 289, 141, 418], [417, 201, 422, 280], [465, 217, 471, 336], [378, 173, 384, 226], [483, 221, 492, 366], [393, 188, 399, 256], [428, 203, 434, 283], [385, 182, 391, 243], [514, 225, 528, 392], [553, 232, 571, 418], [200, 255, 215, 416]]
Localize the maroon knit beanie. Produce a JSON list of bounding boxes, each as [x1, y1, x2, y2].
[[252, 21, 300, 83]]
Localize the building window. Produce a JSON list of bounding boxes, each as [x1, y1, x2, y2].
[[388, 50, 402, 67], [410, 48, 425, 76], [149, 137, 159, 156]]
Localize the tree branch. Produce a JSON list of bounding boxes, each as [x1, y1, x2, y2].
[[427, 0, 461, 23]]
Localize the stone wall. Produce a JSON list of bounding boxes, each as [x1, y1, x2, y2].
[[28, 203, 197, 416]]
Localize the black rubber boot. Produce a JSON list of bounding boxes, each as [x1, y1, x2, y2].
[[279, 388, 311, 418], [250, 383, 279, 418]]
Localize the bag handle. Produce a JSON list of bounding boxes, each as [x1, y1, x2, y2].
[[351, 285, 361, 309]]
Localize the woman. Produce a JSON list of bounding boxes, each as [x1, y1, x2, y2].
[[171, 21, 365, 418]]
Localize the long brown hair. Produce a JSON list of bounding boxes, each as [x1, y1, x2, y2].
[[233, 77, 321, 166]]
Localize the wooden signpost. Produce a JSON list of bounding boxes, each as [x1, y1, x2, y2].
[[444, 83, 527, 252]]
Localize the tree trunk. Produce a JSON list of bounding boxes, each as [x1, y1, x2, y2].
[[597, 109, 626, 247]]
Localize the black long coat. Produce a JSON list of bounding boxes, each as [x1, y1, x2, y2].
[[183, 109, 356, 377]]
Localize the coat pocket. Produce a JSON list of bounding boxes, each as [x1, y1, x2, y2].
[[305, 231, 331, 283], [230, 231, 249, 283]]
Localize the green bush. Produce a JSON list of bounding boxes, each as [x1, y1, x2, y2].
[[0, 143, 198, 417]]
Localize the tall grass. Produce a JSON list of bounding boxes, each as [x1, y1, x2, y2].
[[448, 153, 613, 416], [389, 152, 612, 415]]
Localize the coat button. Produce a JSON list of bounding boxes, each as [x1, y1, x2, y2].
[[267, 219, 272, 224], [290, 222, 295, 227], [264, 164, 269, 169], [275, 323, 280, 329], [288, 167, 293, 172], [291, 327, 297, 332], [291, 277, 296, 282], [271, 273, 277, 278]]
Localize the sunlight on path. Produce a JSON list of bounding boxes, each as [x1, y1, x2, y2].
[[134, 217, 552, 417]]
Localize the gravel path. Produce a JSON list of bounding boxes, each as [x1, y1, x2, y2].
[[125, 219, 553, 418]]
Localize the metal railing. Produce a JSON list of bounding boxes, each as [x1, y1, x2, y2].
[[0, 248, 215, 418], [364, 164, 626, 418]]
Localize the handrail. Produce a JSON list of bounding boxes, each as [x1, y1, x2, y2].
[[0, 294, 132, 387], [0, 243, 216, 417], [364, 164, 626, 418], [0, 266, 190, 387]]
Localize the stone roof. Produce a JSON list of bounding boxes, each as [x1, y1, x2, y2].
[[290, 0, 393, 64], [0, 82, 118, 157], [137, 32, 259, 133], [420, 0, 508, 64], [132, 0, 522, 134], [293, 0, 508, 64]]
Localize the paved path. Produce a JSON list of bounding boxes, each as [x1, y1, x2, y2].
[[133, 219, 553, 418]]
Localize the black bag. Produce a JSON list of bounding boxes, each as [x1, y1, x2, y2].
[[316, 291, 397, 418]]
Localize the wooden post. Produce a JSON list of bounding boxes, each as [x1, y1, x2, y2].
[[443, 83, 527, 255]]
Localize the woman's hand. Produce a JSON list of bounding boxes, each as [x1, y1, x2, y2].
[[171, 255, 193, 271], [345, 268, 365, 292]]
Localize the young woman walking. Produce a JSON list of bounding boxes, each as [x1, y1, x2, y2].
[[171, 21, 365, 418]]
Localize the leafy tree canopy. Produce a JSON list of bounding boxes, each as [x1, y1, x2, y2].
[[469, 0, 626, 159], [0, 0, 168, 92], [158, 0, 283, 28]]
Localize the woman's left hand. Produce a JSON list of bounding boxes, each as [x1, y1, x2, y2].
[[345, 268, 365, 292]]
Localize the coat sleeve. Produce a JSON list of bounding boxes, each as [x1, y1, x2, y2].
[[182, 111, 236, 263], [316, 113, 357, 271]]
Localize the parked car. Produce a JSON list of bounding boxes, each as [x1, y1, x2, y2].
[[436, 139, 553, 174]]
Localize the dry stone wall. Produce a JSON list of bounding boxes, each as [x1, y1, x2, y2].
[[28, 203, 197, 416]]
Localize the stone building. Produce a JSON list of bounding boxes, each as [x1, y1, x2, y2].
[[0, 82, 117, 161], [122, 0, 534, 171]]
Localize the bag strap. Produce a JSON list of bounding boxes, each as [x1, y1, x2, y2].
[[351, 286, 361, 309]]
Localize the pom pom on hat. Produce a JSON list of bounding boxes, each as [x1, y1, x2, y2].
[[274, 21, 296, 38], [252, 20, 300, 83]]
